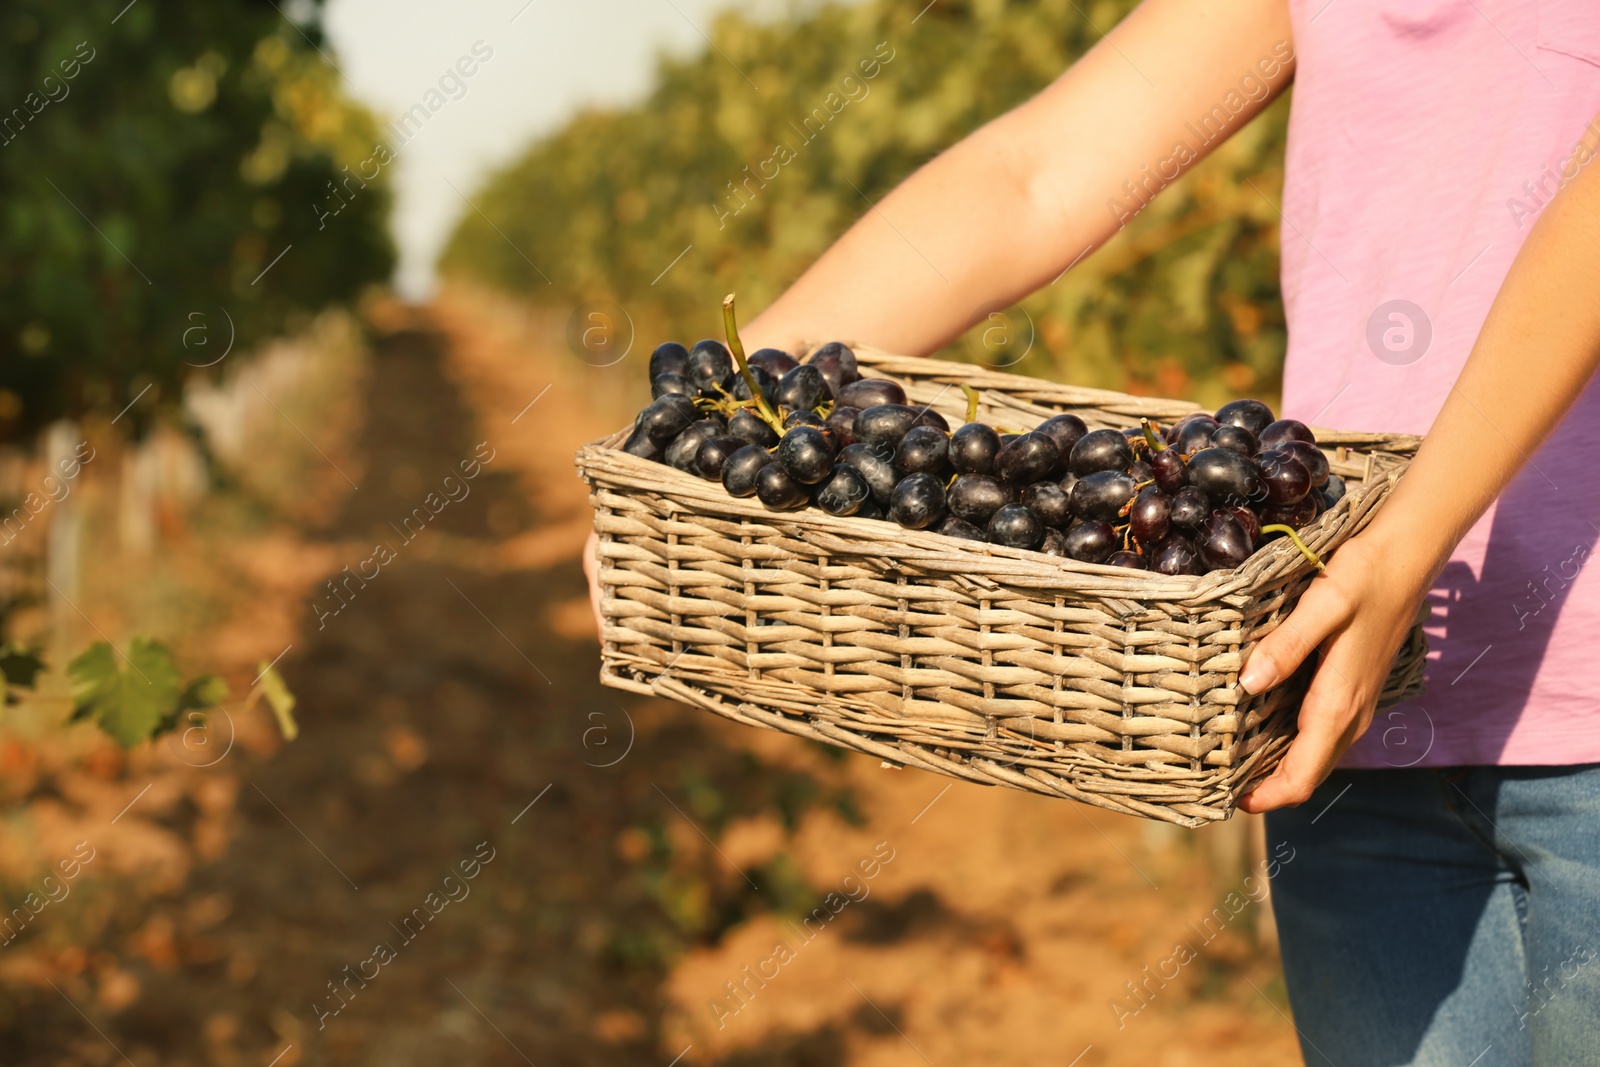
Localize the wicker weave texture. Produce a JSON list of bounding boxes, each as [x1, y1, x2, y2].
[[578, 349, 1427, 826]]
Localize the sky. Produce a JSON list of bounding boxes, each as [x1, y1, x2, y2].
[[323, 0, 779, 299]]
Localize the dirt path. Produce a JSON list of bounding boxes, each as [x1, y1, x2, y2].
[[5, 289, 1304, 1066]]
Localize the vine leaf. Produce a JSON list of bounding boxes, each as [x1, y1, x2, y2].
[[67, 638, 182, 748]]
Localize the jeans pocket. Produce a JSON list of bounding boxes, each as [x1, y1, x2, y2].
[[1538, 0, 1600, 68]]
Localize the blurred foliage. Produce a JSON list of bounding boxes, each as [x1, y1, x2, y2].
[[0, 0, 394, 439], [442, 0, 1289, 407]]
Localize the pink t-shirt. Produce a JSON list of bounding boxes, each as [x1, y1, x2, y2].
[[1280, 0, 1600, 768]]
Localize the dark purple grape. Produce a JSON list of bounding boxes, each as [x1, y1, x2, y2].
[[638, 394, 699, 443], [1068, 429, 1134, 476], [666, 421, 721, 473], [1196, 509, 1252, 570], [814, 465, 872, 516], [1129, 459, 1155, 483], [1173, 415, 1219, 455], [1321, 473, 1348, 507], [694, 435, 746, 480], [784, 409, 826, 430], [825, 405, 859, 448], [732, 364, 776, 405], [1151, 449, 1187, 493], [1107, 550, 1148, 570], [1169, 486, 1210, 530], [999, 433, 1021, 447], [621, 424, 665, 463], [1021, 481, 1073, 528], [913, 408, 950, 433], [777, 426, 834, 484], [1070, 470, 1137, 523], [1226, 505, 1261, 545], [649, 341, 690, 380], [728, 408, 779, 449], [722, 445, 775, 496], [748, 347, 799, 378], [895, 425, 950, 475], [948, 474, 1012, 525], [687, 339, 733, 395], [1260, 496, 1319, 530], [1279, 440, 1330, 487], [1060, 520, 1117, 564], [1128, 487, 1171, 544], [950, 423, 1002, 474], [652, 372, 697, 400], [838, 443, 898, 505], [888, 473, 947, 529], [1036, 414, 1089, 471], [1257, 448, 1312, 504], [852, 404, 920, 449], [1151, 534, 1202, 575], [1210, 424, 1257, 457], [1041, 528, 1069, 557], [755, 462, 809, 509], [854, 496, 886, 521], [1057, 471, 1078, 498], [996, 432, 1061, 485], [1215, 399, 1275, 437], [936, 515, 988, 541], [987, 503, 1045, 549], [775, 364, 830, 411], [1259, 419, 1315, 450], [1187, 447, 1266, 507], [838, 378, 907, 409], [804, 342, 860, 395]]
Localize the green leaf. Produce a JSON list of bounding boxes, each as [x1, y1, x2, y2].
[[257, 661, 299, 742], [179, 674, 230, 711], [68, 638, 183, 748]]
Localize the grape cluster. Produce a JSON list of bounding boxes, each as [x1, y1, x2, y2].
[[623, 336, 1345, 575]]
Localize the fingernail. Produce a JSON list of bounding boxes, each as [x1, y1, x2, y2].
[[1240, 652, 1278, 695]]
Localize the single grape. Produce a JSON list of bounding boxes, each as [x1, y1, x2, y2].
[[988, 503, 1046, 549], [1186, 447, 1266, 507], [687, 339, 733, 395], [775, 364, 831, 411], [852, 404, 921, 449], [721, 445, 775, 496], [854, 496, 886, 521], [838, 378, 907, 408], [805, 341, 861, 395], [825, 405, 860, 448], [838, 443, 899, 505], [1151, 448, 1187, 493], [1259, 419, 1316, 449], [996, 432, 1061, 485], [1128, 486, 1171, 543], [1057, 471, 1078, 498], [784, 409, 826, 430], [1215, 398, 1275, 437], [1040, 527, 1069, 556], [748, 347, 799, 378], [949, 423, 1002, 474], [1036, 414, 1089, 471], [777, 426, 835, 484], [1068, 428, 1134, 476], [638, 394, 698, 443], [895, 425, 951, 475], [889, 473, 947, 529], [1169, 486, 1211, 530], [1070, 470, 1137, 523], [729, 408, 779, 449], [1021, 481, 1073, 528], [1321, 472, 1348, 507], [1107, 550, 1148, 570], [935, 515, 988, 541], [1279, 440, 1330, 487], [1129, 459, 1155, 483], [652, 372, 697, 400], [1060, 520, 1118, 564], [947, 474, 1013, 525], [666, 421, 722, 473], [694, 435, 746, 480], [731, 364, 776, 405], [1196, 509, 1252, 570], [1256, 448, 1312, 504], [621, 424, 665, 463], [755, 462, 809, 509], [1210, 424, 1257, 457], [814, 464, 872, 516], [914, 408, 950, 433], [1151, 534, 1203, 575], [1172, 415, 1219, 456], [1259, 495, 1319, 530], [649, 341, 690, 380], [1225, 505, 1261, 545]]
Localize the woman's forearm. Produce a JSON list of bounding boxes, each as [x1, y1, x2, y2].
[[743, 0, 1296, 356], [1362, 129, 1600, 580]]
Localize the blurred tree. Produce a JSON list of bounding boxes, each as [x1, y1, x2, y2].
[[0, 0, 394, 439], [442, 0, 1289, 408]]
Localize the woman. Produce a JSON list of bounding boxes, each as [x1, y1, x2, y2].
[[589, 1, 1600, 1059]]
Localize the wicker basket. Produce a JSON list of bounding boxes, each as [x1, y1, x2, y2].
[[578, 348, 1428, 826]]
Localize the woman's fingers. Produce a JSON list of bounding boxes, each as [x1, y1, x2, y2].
[[1237, 648, 1365, 812], [1239, 575, 1355, 695]]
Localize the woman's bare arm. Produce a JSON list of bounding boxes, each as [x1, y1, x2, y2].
[[743, 0, 1296, 356]]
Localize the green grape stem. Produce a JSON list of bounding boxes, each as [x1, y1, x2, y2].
[[721, 293, 785, 435], [1261, 524, 1327, 573], [962, 385, 980, 424], [1140, 417, 1164, 453]]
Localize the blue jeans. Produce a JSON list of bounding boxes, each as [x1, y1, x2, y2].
[[1266, 766, 1600, 1066]]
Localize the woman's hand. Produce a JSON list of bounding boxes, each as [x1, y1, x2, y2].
[[1236, 529, 1430, 813]]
